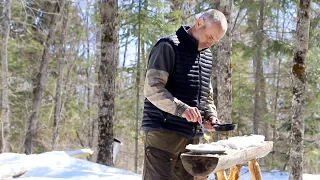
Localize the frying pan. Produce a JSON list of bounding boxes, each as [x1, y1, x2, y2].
[[213, 123, 237, 132]]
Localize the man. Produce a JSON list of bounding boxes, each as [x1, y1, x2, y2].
[[142, 9, 228, 180]]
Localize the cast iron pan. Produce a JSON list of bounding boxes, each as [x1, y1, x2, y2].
[[212, 123, 237, 132]]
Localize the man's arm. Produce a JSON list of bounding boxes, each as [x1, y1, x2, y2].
[[144, 41, 190, 117], [204, 80, 218, 120]]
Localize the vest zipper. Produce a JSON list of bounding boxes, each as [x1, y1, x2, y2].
[[195, 52, 202, 137]]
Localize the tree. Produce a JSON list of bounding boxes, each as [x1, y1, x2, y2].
[[96, 0, 118, 166], [253, 0, 266, 135], [289, 0, 311, 180], [24, 0, 63, 154], [215, 0, 233, 123], [1, 0, 12, 153], [51, 1, 69, 150], [134, 0, 142, 173]]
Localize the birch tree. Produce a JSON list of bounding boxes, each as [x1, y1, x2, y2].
[[289, 0, 311, 179], [1, 0, 12, 153]]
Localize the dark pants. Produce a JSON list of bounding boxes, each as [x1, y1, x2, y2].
[[142, 130, 199, 180]]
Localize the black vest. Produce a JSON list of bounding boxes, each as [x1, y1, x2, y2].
[[142, 26, 213, 139]]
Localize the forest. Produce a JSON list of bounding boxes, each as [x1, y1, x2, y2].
[[0, 0, 319, 179]]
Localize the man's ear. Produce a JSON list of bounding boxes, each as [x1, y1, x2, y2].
[[195, 18, 205, 29]]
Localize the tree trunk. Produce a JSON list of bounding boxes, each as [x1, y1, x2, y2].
[[289, 0, 311, 180], [216, 0, 233, 123], [51, 1, 69, 151], [122, 28, 130, 68], [96, 0, 118, 166], [85, 0, 93, 149], [253, 0, 265, 134], [24, 0, 62, 155], [0, 0, 12, 153], [134, 0, 142, 173]]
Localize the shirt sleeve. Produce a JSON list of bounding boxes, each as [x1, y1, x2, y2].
[[204, 80, 218, 120], [144, 41, 190, 117]]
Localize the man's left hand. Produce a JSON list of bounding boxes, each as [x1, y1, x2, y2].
[[204, 116, 220, 131]]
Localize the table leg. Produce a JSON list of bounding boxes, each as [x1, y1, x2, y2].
[[228, 165, 242, 180], [216, 170, 227, 180], [248, 159, 262, 180]]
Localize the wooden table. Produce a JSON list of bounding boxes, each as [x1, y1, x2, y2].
[[181, 141, 273, 180]]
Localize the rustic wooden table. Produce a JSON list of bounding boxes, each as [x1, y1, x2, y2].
[[181, 141, 273, 180]]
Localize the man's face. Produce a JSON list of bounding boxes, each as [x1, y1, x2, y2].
[[193, 18, 225, 49]]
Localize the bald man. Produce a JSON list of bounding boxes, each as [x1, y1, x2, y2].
[[142, 9, 228, 180]]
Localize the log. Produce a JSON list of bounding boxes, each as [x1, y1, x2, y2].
[[181, 141, 273, 176], [228, 165, 242, 180], [248, 159, 262, 180]]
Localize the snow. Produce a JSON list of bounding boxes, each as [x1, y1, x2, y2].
[[208, 167, 320, 180], [0, 151, 319, 180], [0, 151, 141, 180]]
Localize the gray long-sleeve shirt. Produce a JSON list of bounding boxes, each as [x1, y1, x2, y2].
[[143, 41, 218, 120]]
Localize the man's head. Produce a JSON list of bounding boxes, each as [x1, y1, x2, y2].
[[189, 9, 228, 50]]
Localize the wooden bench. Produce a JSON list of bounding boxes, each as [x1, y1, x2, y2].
[[181, 141, 273, 180]]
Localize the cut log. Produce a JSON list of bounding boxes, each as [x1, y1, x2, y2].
[[248, 159, 262, 180], [181, 141, 273, 176], [228, 165, 242, 180]]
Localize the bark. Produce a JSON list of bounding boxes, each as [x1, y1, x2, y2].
[[216, 0, 233, 123], [253, 0, 265, 134], [289, 0, 311, 180], [24, 0, 62, 155], [1, 0, 12, 153], [51, 1, 69, 150], [134, 0, 142, 173], [96, 0, 118, 166]]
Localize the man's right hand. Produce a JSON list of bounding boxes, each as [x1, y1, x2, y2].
[[182, 107, 202, 123]]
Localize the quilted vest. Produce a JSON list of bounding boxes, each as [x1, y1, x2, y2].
[[142, 26, 213, 139]]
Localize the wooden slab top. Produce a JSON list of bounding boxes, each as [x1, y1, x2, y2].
[[180, 141, 273, 176]]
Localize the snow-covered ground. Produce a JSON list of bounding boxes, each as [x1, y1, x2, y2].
[[0, 151, 141, 180], [0, 151, 319, 180]]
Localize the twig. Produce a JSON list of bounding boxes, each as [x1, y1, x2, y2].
[[76, 131, 85, 147]]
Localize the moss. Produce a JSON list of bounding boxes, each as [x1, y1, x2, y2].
[[292, 64, 307, 83]]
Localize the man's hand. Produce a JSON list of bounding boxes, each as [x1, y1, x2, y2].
[[182, 107, 202, 123], [204, 116, 220, 131]]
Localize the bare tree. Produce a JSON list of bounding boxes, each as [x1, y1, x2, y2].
[[24, 0, 63, 154], [134, 0, 142, 173], [289, 0, 311, 180], [51, 1, 69, 150], [1, 0, 12, 153], [250, 0, 265, 134], [96, 0, 118, 166], [215, 0, 233, 123]]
